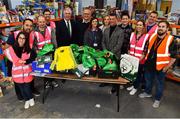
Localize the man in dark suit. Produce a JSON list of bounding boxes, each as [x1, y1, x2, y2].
[[76, 7, 92, 46], [56, 7, 78, 47]]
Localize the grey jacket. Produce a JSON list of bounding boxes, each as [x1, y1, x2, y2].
[[102, 26, 124, 59]]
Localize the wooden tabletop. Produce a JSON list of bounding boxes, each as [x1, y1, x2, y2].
[[34, 73, 129, 85]]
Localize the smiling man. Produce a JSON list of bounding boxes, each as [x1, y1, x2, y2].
[[56, 7, 78, 47], [139, 21, 177, 108], [43, 9, 56, 29], [119, 11, 133, 54], [146, 11, 158, 36]]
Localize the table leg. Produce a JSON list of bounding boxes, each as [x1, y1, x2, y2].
[[42, 78, 55, 104], [116, 85, 120, 112], [42, 78, 46, 104]]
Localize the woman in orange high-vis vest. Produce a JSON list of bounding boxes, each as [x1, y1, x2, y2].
[[4, 32, 37, 109], [139, 21, 176, 108], [127, 20, 149, 95]]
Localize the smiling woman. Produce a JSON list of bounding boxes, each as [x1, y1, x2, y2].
[[4, 31, 37, 109]]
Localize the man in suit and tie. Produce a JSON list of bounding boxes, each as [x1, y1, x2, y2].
[[56, 7, 78, 47]]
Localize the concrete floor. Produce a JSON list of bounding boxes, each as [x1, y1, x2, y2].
[[0, 78, 179, 118]]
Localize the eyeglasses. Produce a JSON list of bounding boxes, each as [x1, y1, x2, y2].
[[18, 37, 26, 40], [44, 14, 51, 15]]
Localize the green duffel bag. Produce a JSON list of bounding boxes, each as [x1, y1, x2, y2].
[[71, 44, 83, 64], [82, 53, 96, 68], [37, 44, 54, 57], [96, 57, 107, 68], [103, 60, 118, 71]]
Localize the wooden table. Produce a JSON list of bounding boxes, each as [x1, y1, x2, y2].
[[33, 73, 129, 112]]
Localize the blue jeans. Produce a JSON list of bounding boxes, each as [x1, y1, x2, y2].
[[133, 64, 145, 89], [144, 69, 166, 101]]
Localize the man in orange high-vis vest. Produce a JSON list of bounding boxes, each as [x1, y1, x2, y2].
[[139, 21, 176, 108]]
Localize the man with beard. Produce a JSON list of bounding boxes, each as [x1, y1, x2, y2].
[[7, 18, 40, 97], [139, 21, 176, 108], [43, 9, 56, 29]]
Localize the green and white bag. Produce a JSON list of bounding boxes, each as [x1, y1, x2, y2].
[[120, 54, 139, 82]]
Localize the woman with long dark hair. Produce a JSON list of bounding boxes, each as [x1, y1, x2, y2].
[[84, 17, 103, 50], [4, 32, 36, 109]]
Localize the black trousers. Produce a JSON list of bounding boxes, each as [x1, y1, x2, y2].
[[31, 79, 36, 92], [7, 60, 12, 76], [14, 82, 33, 101]]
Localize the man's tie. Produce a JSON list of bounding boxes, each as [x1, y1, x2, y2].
[[67, 21, 71, 37]]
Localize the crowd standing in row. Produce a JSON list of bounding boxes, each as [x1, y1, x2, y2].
[[0, 7, 177, 109]]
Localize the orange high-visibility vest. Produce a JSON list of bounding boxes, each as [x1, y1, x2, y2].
[[145, 33, 174, 71], [4, 46, 33, 83]]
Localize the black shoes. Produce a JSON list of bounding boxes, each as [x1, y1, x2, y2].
[[45, 80, 59, 89], [110, 86, 117, 94], [32, 89, 40, 97]]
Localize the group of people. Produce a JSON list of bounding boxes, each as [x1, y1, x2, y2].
[[0, 6, 177, 109]]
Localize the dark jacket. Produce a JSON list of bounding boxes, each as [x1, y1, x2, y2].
[[119, 24, 133, 54], [76, 19, 90, 46], [84, 28, 102, 50], [102, 25, 125, 59], [56, 19, 78, 47]]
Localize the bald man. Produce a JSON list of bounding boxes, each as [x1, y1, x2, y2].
[[34, 15, 57, 51]]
